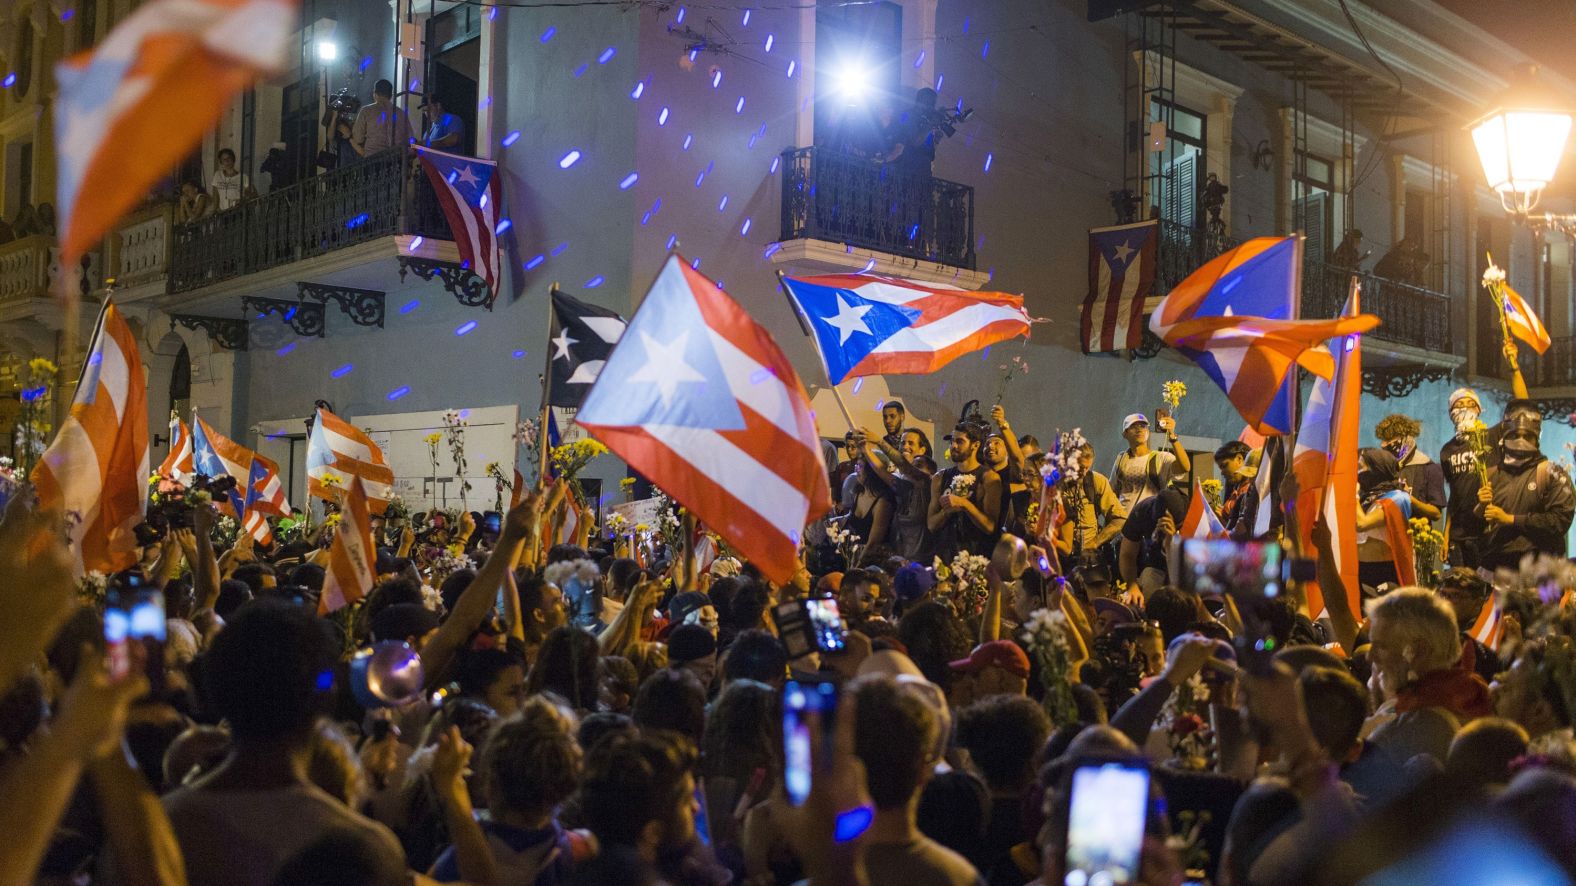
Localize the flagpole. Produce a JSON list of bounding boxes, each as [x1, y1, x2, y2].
[[539, 284, 558, 482], [1484, 252, 1529, 397], [774, 269, 859, 433]]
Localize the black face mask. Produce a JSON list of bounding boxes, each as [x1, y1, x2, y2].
[[1502, 436, 1540, 468]]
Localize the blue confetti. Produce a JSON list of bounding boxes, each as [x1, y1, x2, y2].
[[401, 299, 420, 314], [735, 96, 745, 113], [763, 242, 782, 258], [718, 195, 729, 211], [331, 363, 354, 378], [742, 9, 751, 25], [712, 69, 722, 88], [60, 8, 73, 20], [962, 15, 970, 33], [786, 60, 796, 78], [908, 224, 919, 240], [695, 171, 706, 187], [388, 386, 410, 400], [410, 236, 425, 250], [631, 80, 645, 99], [691, 257, 701, 269], [360, 55, 374, 72], [276, 342, 296, 356], [495, 219, 512, 235], [683, 133, 693, 150], [513, 349, 528, 359], [935, 73, 943, 92], [676, 6, 686, 23], [981, 39, 989, 59], [741, 218, 752, 235], [540, 26, 556, 42], [599, 47, 617, 64], [525, 255, 546, 270], [667, 234, 678, 250], [572, 63, 588, 78], [641, 212, 652, 225], [984, 153, 992, 172], [764, 34, 774, 52], [659, 107, 669, 125], [559, 150, 581, 168], [488, 7, 497, 20], [586, 275, 605, 288], [456, 321, 477, 336], [620, 172, 639, 189], [551, 242, 570, 257], [770, 156, 780, 174], [852, 377, 865, 394], [503, 130, 521, 147], [914, 50, 925, 68]]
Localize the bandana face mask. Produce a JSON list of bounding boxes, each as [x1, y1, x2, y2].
[[1451, 406, 1481, 432], [1383, 437, 1416, 463]]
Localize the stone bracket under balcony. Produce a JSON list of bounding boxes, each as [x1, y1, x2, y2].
[[767, 237, 992, 289]]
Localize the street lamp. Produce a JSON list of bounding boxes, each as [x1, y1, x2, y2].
[[1469, 64, 1572, 217]]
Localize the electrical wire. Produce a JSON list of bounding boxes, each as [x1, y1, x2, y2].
[[1337, 0, 1403, 191]]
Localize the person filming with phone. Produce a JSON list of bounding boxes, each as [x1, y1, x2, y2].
[[1111, 412, 1191, 515]]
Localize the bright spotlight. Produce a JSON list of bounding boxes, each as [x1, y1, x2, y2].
[[833, 59, 871, 103], [316, 40, 339, 62]]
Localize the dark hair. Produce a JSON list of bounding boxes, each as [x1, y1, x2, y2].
[[951, 421, 988, 446], [480, 697, 582, 818], [722, 629, 788, 685], [578, 711, 636, 752], [1438, 568, 1494, 631], [217, 147, 236, 163], [632, 668, 707, 743], [201, 600, 337, 741], [726, 581, 770, 633], [851, 676, 938, 809], [917, 770, 990, 867], [546, 544, 587, 565], [955, 695, 1053, 792], [701, 679, 782, 789], [579, 732, 698, 847], [525, 626, 600, 711], [1375, 413, 1421, 441], [608, 558, 641, 595], [884, 400, 906, 415], [373, 78, 394, 97], [1299, 666, 1368, 760], [215, 579, 253, 618], [288, 562, 326, 592], [1018, 434, 1041, 450], [437, 569, 475, 613], [271, 829, 408, 886], [457, 647, 527, 701], [903, 428, 934, 460], [1144, 587, 1197, 644], [231, 562, 276, 594], [1214, 440, 1251, 463], [897, 601, 972, 692]]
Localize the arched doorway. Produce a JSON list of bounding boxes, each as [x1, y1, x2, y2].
[[169, 344, 191, 422]]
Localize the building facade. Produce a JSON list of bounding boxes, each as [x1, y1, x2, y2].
[[4, 0, 1576, 532]]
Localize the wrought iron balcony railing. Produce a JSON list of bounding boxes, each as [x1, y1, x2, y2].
[[779, 146, 975, 270], [1302, 259, 1455, 355], [1154, 218, 1239, 295], [168, 149, 453, 294]]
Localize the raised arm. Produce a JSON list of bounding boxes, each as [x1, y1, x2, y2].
[[991, 405, 1027, 472]]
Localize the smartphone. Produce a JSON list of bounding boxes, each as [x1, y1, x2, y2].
[[1154, 406, 1171, 432], [482, 511, 503, 535], [774, 598, 848, 659], [1064, 761, 1150, 886], [106, 589, 166, 692], [1172, 538, 1285, 673], [783, 681, 837, 806]]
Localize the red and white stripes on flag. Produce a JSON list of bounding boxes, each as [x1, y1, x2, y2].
[[414, 146, 502, 305], [33, 301, 150, 574], [307, 407, 394, 514], [1500, 282, 1552, 355], [159, 416, 194, 484], [1180, 479, 1227, 539], [1081, 220, 1157, 353], [319, 475, 376, 615], [1469, 596, 1504, 652]]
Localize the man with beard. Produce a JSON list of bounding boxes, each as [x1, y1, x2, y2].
[[927, 421, 1003, 560], [1476, 399, 1575, 570], [1439, 388, 1497, 567]]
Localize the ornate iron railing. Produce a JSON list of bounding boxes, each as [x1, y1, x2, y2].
[[779, 146, 975, 269], [169, 149, 453, 294], [1509, 335, 1576, 389], [1154, 218, 1239, 295], [1302, 259, 1455, 355]]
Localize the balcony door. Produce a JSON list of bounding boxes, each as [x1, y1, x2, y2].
[[1294, 151, 1335, 263], [426, 4, 480, 157], [1148, 99, 1205, 229], [813, 1, 902, 157]]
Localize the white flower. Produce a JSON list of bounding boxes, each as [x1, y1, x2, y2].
[[947, 473, 977, 498], [1482, 264, 1507, 286]]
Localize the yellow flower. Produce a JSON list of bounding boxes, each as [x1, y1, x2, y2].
[[620, 478, 636, 490], [1162, 380, 1187, 410], [323, 513, 342, 528], [423, 432, 442, 447], [634, 523, 651, 533], [27, 357, 57, 377], [320, 471, 343, 487]]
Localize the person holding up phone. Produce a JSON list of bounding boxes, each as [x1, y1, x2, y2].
[[1110, 412, 1191, 515]]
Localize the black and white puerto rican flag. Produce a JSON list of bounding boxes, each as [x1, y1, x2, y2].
[[548, 288, 628, 408]]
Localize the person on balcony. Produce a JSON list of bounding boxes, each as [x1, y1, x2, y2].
[[881, 88, 940, 178], [210, 148, 254, 212], [175, 181, 212, 224], [1330, 229, 1369, 271], [1110, 412, 1190, 514], [1375, 413, 1444, 524], [1475, 400, 1575, 571], [352, 79, 412, 159], [420, 95, 466, 152]]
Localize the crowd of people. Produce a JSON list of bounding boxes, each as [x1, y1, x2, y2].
[[5, 385, 1576, 886]]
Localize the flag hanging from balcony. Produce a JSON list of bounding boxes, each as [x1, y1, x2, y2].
[[548, 288, 628, 408], [577, 255, 832, 584], [415, 146, 503, 306], [1082, 221, 1158, 353], [32, 300, 150, 575], [54, 0, 294, 270], [778, 274, 1032, 385], [1149, 236, 1378, 436]]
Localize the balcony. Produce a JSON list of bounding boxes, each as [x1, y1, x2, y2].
[[1302, 260, 1456, 356], [772, 146, 987, 287], [168, 149, 453, 295], [1154, 218, 1238, 296]]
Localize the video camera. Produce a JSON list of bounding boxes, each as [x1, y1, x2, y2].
[[136, 473, 239, 546], [920, 105, 974, 139]]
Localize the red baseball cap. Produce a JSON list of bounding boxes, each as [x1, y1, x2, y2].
[[948, 640, 1030, 680]]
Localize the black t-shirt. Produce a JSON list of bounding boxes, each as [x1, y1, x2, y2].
[[1440, 429, 1499, 536], [1122, 488, 1189, 573]]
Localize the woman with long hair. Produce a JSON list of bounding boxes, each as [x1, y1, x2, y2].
[[1355, 447, 1417, 591]]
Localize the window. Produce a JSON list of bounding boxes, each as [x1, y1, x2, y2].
[[814, 2, 902, 155], [1295, 151, 1336, 262], [77, 0, 98, 49], [1149, 99, 1206, 228], [13, 19, 33, 98]]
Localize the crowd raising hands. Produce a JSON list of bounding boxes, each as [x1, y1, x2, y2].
[[5, 389, 1576, 886]]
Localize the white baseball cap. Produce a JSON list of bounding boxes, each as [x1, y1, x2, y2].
[[1122, 413, 1149, 431], [1449, 387, 1480, 408]]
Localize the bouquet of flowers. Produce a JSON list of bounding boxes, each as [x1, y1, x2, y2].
[[77, 570, 109, 612], [1020, 607, 1079, 726], [1459, 418, 1494, 484], [213, 515, 240, 550], [827, 520, 864, 570], [604, 512, 629, 539], [1201, 478, 1223, 513], [1043, 428, 1089, 488], [513, 418, 538, 451], [994, 352, 1030, 404], [425, 544, 475, 588], [14, 357, 57, 474], [1408, 517, 1445, 587], [551, 439, 608, 485], [442, 410, 473, 509], [620, 477, 636, 500], [384, 495, 411, 525], [948, 551, 992, 617], [1162, 379, 1188, 412], [946, 472, 977, 500], [1157, 672, 1214, 770]]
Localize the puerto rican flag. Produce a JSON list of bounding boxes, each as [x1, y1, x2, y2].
[[158, 415, 194, 485], [780, 274, 1031, 384], [192, 415, 256, 517], [307, 407, 394, 514], [578, 255, 833, 584], [1082, 221, 1157, 353], [319, 475, 376, 616], [1500, 281, 1551, 355], [1179, 479, 1227, 539], [1469, 596, 1505, 652], [415, 146, 502, 306], [241, 454, 289, 546]]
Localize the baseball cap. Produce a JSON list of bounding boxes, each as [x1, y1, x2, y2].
[[1122, 413, 1150, 431], [816, 572, 845, 595], [667, 623, 717, 664], [948, 640, 1031, 680], [667, 591, 710, 625], [893, 563, 938, 601], [1449, 387, 1481, 408]]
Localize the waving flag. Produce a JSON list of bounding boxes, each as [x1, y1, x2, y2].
[[1291, 281, 1363, 620], [1500, 282, 1551, 355], [158, 416, 194, 484], [55, 0, 293, 269], [415, 146, 502, 306], [319, 475, 376, 615], [32, 301, 149, 575], [192, 416, 254, 485], [549, 288, 627, 408], [240, 454, 288, 545], [308, 407, 394, 514], [1179, 479, 1227, 539], [1082, 221, 1158, 353], [1469, 597, 1505, 651], [780, 274, 1031, 384], [578, 255, 832, 583], [1150, 236, 1378, 435]]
